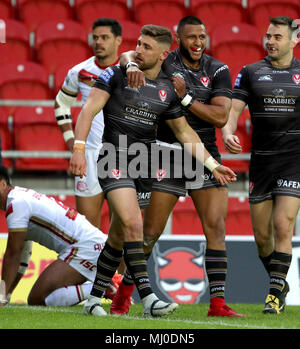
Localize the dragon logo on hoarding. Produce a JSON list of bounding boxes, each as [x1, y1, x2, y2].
[[153, 243, 208, 304]]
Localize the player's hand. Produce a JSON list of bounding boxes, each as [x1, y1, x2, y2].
[[69, 152, 87, 178], [126, 66, 146, 89], [223, 134, 242, 154], [171, 76, 187, 98], [212, 165, 237, 185]]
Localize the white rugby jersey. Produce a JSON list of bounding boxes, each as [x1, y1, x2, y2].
[[5, 186, 106, 254], [62, 56, 119, 149]]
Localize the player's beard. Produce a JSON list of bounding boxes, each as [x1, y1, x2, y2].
[[179, 41, 201, 64]]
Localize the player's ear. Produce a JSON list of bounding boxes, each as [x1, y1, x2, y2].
[[116, 35, 123, 47], [160, 49, 170, 62]]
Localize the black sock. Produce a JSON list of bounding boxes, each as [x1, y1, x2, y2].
[[259, 251, 274, 275], [269, 251, 292, 298], [205, 249, 227, 299], [123, 241, 153, 299], [90, 242, 123, 298], [122, 252, 152, 286]]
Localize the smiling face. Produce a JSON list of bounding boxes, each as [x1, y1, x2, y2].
[[176, 24, 207, 66], [265, 23, 296, 62]]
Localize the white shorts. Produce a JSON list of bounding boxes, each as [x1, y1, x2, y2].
[[74, 147, 103, 197], [58, 229, 107, 281]]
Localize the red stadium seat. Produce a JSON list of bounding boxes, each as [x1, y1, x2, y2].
[[132, 0, 187, 26], [118, 20, 141, 54], [75, 0, 132, 31], [226, 196, 252, 235], [0, 0, 14, 19], [0, 62, 52, 116], [210, 23, 265, 79], [13, 106, 70, 171], [17, 0, 74, 32], [53, 62, 77, 95], [248, 0, 300, 36], [0, 20, 32, 65], [0, 108, 13, 168], [35, 20, 92, 74], [189, 0, 248, 34], [171, 196, 253, 235]]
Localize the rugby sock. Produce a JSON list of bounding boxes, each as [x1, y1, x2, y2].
[[205, 249, 227, 300], [123, 241, 153, 299], [268, 251, 292, 298], [122, 252, 152, 286], [259, 251, 274, 275], [90, 242, 123, 299], [45, 282, 93, 306]]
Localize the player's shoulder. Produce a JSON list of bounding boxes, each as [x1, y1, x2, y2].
[[243, 57, 270, 72], [202, 54, 230, 75], [67, 56, 96, 75]]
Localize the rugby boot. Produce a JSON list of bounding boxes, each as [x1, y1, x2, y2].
[[207, 297, 246, 317], [263, 294, 280, 314]]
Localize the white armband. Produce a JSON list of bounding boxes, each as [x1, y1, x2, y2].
[[63, 130, 75, 143], [204, 156, 220, 172], [18, 240, 33, 275]]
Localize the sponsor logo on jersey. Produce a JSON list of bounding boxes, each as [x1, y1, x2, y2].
[[76, 181, 88, 192], [156, 169, 166, 182], [111, 169, 121, 180], [292, 74, 300, 84], [159, 89, 167, 102], [98, 67, 114, 83], [234, 73, 242, 87], [258, 75, 273, 81], [200, 76, 210, 87], [277, 179, 300, 189]]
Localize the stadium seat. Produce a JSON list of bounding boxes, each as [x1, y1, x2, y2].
[[248, 0, 300, 35], [226, 197, 252, 235], [118, 20, 141, 54], [0, 108, 13, 169], [17, 0, 74, 32], [171, 196, 253, 235], [0, 0, 14, 19], [0, 19, 32, 65], [210, 23, 265, 79], [132, 0, 187, 26], [13, 106, 70, 171], [189, 0, 248, 34], [53, 62, 77, 95], [75, 0, 132, 31], [35, 20, 92, 74], [171, 196, 204, 235], [0, 62, 52, 116]]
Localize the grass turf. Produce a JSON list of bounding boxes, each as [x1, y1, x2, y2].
[[1, 303, 300, 330]]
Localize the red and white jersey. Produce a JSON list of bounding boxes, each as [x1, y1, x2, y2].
[[62, 56, 118, 149], [5, 186, 107, 254]]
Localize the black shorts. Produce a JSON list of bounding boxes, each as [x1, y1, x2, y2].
[[249, 152, 300, 204], [97, 148, 153, 209], [151, 142, 224, 197]]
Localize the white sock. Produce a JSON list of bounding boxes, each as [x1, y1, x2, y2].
[[45, 282, 93, 306]]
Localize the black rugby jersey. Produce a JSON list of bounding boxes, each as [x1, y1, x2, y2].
[[233, 56, 300, 155], [93, 65, 183, 148], [157, 50, 232, 145]]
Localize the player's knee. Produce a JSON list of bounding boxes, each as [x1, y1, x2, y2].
[[120, 218, 143, 241], [203, 217, 226, 243], [27, 292, 45, 306]]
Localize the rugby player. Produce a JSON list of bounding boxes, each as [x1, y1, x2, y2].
[[70, 24, 237, 317], [222, 16, 300, 314]]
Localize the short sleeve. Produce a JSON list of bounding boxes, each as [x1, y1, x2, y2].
[[232, 66, 250, 104]]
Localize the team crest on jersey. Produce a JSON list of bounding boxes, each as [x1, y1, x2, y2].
[[111, 169, 121, 180], [159, 90, 167, 102], [200, 76, 210, 87], [156, 169, 166, 182], [292, 74, 300, 84]]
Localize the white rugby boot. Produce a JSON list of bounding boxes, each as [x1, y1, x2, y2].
[[143, 293, 178, 317], [83, 296, 107, 316]]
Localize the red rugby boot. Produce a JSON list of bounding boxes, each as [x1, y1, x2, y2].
[[110, 281, 135, 315], [207, 297, 246, 317]]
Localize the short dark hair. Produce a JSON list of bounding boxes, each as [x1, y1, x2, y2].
[[140, 25, 173, 48], [92, 17, 122, 37], [270, 16, 299, 38], [0, 165, 11, 186], [177, 16, 205, 35]]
